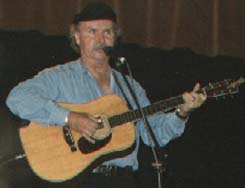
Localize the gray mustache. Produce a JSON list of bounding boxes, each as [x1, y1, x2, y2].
[[94, 43, 107, 50]]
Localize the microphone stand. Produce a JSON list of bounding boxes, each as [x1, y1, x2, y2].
[[0, 154, 26, 167], [112, 56, 165, 188]]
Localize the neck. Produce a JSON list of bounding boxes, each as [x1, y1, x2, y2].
[[84, 59, 109, 77], [82, 57, 111, 93]]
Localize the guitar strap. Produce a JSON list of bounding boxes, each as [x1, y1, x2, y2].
[[113, 72, 133, 110]]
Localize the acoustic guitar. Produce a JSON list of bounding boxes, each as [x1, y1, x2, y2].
[[19, 77, 245, 182]]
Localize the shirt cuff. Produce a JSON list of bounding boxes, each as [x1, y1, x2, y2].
[[49, 105, 70, 126], [175, 108, 189, 122]]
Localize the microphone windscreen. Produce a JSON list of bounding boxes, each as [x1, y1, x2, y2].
[[103, 46, 114, 56]]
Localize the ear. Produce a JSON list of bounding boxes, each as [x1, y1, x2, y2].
[[74, 31, 80, 46], [70, 24, 80, 46], [70, 24, 80, 45]]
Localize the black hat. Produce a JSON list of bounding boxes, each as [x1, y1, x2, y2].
[[73, 2, 117, 24]]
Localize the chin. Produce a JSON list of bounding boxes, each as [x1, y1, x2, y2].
[[95, 54, 109, 61]]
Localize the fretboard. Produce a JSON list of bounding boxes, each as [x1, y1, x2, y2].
[[108, 95, 184, 127], [107, 77, 245, 127]]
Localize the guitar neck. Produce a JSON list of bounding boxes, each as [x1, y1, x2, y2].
[[108, 95, 184, 127], [108, 77, 245, 127]]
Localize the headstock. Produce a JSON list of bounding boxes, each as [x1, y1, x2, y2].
[[200, 77, 245, 98]]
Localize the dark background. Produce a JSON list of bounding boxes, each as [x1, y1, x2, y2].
[[1, 1, 245, 187], [0, 30, 245, 187]]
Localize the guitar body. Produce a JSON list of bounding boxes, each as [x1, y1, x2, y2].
[[19, 94, 136, 182], [18, 77, 245, 182]]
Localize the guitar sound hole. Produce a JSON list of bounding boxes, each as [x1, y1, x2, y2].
[[78, 134, 112, 154]]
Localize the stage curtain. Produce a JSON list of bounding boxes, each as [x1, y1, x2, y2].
[[0, 0, 244, 58]]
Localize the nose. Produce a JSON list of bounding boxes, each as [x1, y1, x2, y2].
[[95, 32, 105, 43]]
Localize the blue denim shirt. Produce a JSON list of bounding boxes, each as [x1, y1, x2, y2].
[[6, 58, 186, 170]]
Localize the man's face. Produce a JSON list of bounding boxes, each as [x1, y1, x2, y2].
[[74, 19, 116, 62]]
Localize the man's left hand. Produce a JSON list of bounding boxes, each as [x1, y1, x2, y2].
[[177, 83, 207, 118]]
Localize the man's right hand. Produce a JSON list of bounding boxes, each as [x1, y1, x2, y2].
[[67, 111, 100, 144]]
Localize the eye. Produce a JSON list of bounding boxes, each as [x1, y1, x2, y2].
[[88, 28, 97, 34], [104, 29, 114, 37]]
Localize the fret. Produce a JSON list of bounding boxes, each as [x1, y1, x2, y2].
[[108, 95, 185, 127], [108, 77, 245, 128]]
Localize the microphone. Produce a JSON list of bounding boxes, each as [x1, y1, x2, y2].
[[102, 46, 112, 55], [102, 46, 122, 58], [103, 46, 126, 67], [103, 46, 118, 57]]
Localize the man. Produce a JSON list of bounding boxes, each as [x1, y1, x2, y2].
[[6, 2, 206, 188]]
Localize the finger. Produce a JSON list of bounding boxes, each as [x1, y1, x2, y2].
[[87, 116, 101, 129], [82, 127, 94, 137], [201, 93, 207, 100], [183, 92, 194, 103], [88, 114, 101, 123], [90, 122, 100, 129], [194, 92, 207, 103], [191, 92, 200, 100], [82, 133, 95, 144], [86, 126, 97, 136], [193, 83, 200, 93]]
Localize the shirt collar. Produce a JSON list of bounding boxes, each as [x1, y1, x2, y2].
[[78, 57, 115, 91]]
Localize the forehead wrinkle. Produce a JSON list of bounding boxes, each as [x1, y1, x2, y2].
[[79, 21, 114, 33]]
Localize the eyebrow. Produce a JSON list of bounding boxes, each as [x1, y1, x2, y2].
[[87, 25, 113, 30]]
